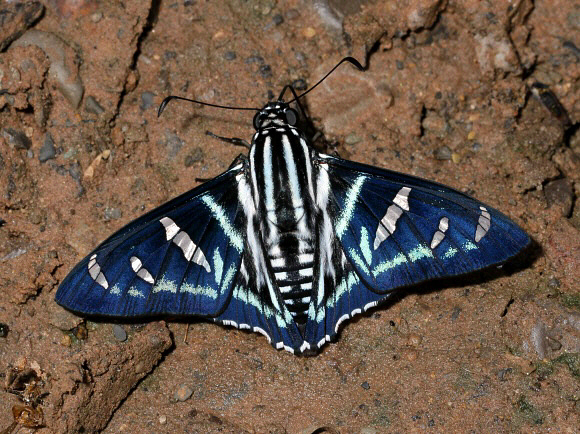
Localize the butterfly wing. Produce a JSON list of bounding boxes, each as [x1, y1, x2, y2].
[[305, 154, 530, 349], [56, 164, 247, 318]]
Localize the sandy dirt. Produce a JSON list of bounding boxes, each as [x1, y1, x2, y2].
[[0, 0, 578, 432]]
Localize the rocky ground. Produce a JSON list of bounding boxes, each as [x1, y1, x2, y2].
[[0, 0, 578, 432]]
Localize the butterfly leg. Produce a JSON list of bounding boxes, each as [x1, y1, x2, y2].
[[206, 131, 251, 149]]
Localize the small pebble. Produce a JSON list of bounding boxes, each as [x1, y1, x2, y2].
[[245, 55, 264, 64], [224, 51, 236, 60], [467, 131, 476, 140], [406, 333, 422, 347], [112, 324, 127, 342], [0, 323, 8, 338], [303, 27, 316, 38], [104, 207, 122, 220], [73, 323, 88, 340], [259, 64, 272, 78], [38, 133, 56, 162], [2, 128, 31, 149], [140, 91, 156, 110], [85, 95, 105, 115], [396, 60, 404, 70], [434, 146, 452, 160], [361, 381, 370, 390], [174, 384, 194, 402], [272, 14, 284, 25], [91, 12, 103, 23], [159, 415, 167, 425], [61, 333, 72, 346]]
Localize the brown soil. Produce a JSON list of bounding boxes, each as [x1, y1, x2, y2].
[[0, 0, 578, 432]]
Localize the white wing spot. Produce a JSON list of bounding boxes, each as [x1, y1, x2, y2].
[[475, 206, 491, 242], [430, 216, 450, 249], [160, 218, 211, 272], [87, 253, 108, 289], [374, 187, 412, 250], [129, 255, 155, 284]]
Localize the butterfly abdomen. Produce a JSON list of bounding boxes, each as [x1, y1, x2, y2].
[[249, 105, 319, 326]]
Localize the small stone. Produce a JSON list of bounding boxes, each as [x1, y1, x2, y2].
[[224, 51, 236, 60], [547, 277, 560, 289], [245, 55, 264, 64], [272, 14, 284, 25], [85, 95, 105, 115], [259, 64, 272, 78], [286, 9, 300, 20], [0, 323, 8, 338], [104, 207, 122, 220], [174, 384, 194, 402], [434, 146, 452, 160], [451, 152, 461, 163], [451, 306, 462, 321], [396, 60, 404, 70], [112, 324, 127, 342], [140, 91, 156, 110], [303, 27, 316, 38], [467, 131, 476, 140], [61, 333, 72, 346], [38, 133, 56, 162], [159, 415, 167, 425], [345, 133, 362, 145], [406, 333, 422, 347], [544, 178, 573, 216], [73, 323, 88, 340], [91, 12, 103, 23], [184, 147, 204, 167], [2, 128, 31, 150], [361, 381, 370, 390]]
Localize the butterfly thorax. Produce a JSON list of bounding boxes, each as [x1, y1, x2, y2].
[[249, 103, 317, 326]]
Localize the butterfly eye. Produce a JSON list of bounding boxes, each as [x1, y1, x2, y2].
[[253, 111, 263, 130], [284, 108, 298, 126]]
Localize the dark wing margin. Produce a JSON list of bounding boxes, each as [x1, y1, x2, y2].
[[55, 164, 246, 319]]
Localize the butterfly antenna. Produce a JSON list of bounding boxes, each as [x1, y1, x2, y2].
[[286, 57, 364, 104], [157, 95, 260, 117]]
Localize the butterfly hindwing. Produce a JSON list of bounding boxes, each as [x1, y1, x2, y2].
[[55, 165, 246, 318]]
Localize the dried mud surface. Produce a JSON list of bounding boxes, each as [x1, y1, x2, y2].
[[0, 0, 579, 432]]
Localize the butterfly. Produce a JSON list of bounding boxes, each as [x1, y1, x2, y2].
[[55, 58, 530, 355]]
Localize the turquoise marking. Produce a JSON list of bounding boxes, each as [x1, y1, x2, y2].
[[127, 286, 144, 298], [315, 271, 361, 323], [443, 247, 458, 259], [201, 195, 244, 252], [233, 285, 288, 328], [372, 252, 407, 275], [409, 244, 433, 262], [372, 244, 433, 275], [335, 176, 366, 239], [463, 241, 477, 251], [349, 248, 371, 275], [222, 264, 237, 292], [110, 284, 121, 296], [181, 283, 218, 298], [152, 277, 177, 293], [360, 226, 372, 265], [213, 248, 223, 285]]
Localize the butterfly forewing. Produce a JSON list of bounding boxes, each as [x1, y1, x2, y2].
[[56, 166, 245, 318]]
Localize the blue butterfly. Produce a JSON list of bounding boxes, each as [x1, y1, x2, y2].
[[56, 58, 530, 354]]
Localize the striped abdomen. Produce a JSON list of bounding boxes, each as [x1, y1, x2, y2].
[[250, 122, 317, 326]]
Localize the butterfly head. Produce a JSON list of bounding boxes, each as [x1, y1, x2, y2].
[[253, 102, 299, 130]]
